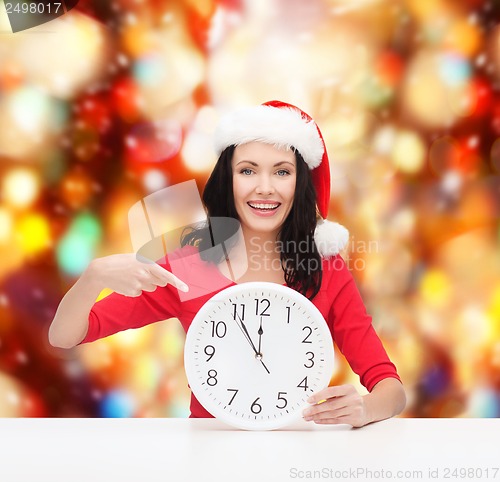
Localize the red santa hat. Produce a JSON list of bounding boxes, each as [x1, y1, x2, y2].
[[214, 100, 349, 258]]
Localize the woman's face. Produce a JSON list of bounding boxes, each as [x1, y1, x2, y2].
[[231, 142, 296, 238]]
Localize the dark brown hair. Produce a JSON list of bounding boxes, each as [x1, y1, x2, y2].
[[181, 145, 323, 300]]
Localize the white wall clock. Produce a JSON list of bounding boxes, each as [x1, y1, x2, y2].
[[184, 282, 335, 430]]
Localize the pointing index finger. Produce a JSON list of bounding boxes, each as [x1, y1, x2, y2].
[[148, 262, 189, 292]]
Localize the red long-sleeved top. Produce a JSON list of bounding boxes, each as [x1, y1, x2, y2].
[[79, 245, 401, 417]]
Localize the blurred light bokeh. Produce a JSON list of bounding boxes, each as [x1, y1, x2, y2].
[[0, 0, 499, 419]]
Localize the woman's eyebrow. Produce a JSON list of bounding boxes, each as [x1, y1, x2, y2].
[[234, 160, 295, 167], [235, 160, 258, 166]]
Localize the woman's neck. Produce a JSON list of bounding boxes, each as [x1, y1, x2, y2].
[[241, 227, 279, 255], [217, 227, 285, 284], [242, 228, 284, 279]]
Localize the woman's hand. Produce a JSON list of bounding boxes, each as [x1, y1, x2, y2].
[[88, 254, 189, 297], [302, 384, 368, 427], [48, 254, 189, 349], [302, 378, 406, 427]]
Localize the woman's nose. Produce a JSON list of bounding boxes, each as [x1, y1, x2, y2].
[[255, 176, 275, 195]]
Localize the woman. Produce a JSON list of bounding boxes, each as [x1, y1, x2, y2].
[[49, 100, 406, 427]]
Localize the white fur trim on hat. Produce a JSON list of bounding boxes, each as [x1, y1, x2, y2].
[[214, 105, 324, 169], [314, 219, 349, 258]]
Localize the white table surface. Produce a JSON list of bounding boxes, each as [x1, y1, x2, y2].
[[0, 418, 498, 482]]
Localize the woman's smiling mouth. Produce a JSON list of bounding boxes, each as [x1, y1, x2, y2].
[[247, 201, 281, 215]]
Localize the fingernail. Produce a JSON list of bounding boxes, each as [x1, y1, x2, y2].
[[307, 397, 314, 403]]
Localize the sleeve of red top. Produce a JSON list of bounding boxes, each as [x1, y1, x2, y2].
[[327, 256, 401, 392], [77, 266, 182, 345]]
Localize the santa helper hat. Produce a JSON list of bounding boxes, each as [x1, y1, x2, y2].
[[214, 100, 349, 258]]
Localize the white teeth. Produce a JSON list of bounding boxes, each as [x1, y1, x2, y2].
[[248, 203, 279, 210]]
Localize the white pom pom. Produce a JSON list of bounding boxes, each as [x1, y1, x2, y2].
[[314, 219, 349, 258]]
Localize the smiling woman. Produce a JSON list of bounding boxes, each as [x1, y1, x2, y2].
[[49, 100, 405, 428]]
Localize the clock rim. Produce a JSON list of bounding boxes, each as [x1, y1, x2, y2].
[[184, 281, 335, 430]]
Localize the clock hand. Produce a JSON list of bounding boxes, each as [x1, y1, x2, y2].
[[233, 312, 259, 354], [258, 316, 263, 355], [233, 312, 271, 375]]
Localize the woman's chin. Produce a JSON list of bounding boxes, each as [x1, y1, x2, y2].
[[241, 219, 283, 236]]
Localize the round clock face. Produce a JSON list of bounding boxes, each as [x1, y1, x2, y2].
[[184, 282, 335, 430]]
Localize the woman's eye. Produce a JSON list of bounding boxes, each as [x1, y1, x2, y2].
[[240, 168, 253, 175], [276, 169, 290, 176]]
